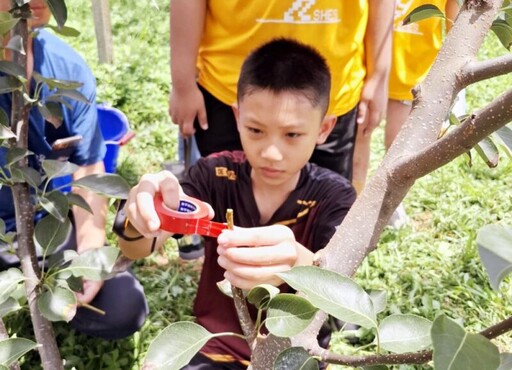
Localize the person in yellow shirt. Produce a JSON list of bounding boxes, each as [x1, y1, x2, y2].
[[168, 0, 393, 183], [386, 0, 460, 149], [386, 0, 460, 227]]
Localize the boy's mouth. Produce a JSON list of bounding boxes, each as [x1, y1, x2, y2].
[[260, 167, 283, 178]]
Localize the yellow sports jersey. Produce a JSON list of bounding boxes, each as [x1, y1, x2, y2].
[[197, 0, 368, 116], [388, 0, 446, 100]]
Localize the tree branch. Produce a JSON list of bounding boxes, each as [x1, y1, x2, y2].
[[394, 86, 512, 180], [461, 54, 512, 86], [9, 6, 63, 369], [226, 210, 257, 347], [311, 315, 512, 367], [231, 286, 257, 346]]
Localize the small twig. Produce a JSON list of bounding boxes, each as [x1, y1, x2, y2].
[[80, 303, 106, 316], [226, 209, 258, 347]]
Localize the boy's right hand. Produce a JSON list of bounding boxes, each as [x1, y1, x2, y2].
[[125, 171, 183, 238]]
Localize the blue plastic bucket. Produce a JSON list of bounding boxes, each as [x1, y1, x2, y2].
[[51, 104, 132, 193], [97, 104, 130, 174]]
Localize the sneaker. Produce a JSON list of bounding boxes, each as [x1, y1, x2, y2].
[[177, 234, 205, 260], [388, 203, 409, 228]]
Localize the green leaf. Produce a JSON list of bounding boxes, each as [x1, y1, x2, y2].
[[277, 266, 377, 329], [0, 75, 22, 94], [0, 338, 37, 366], [0, 60, 25, 79], [0, 268, 23, 305], [67, 246, 119, 280], [37, 101, 63, 129], [64, 275, 83, 293], [66, 192, 93, 214], [42, 159, 79, 180], [498, 353, 512, 370], [379, 314, 432, 354], [0, 231, 15, 245], [144, 322, 214, 369], [0, 219, 5, 235], [474, 136, 499, 167], [6, 148, 31, 166], [6, 35, 25, 55], [247, 284, 280, 309], [274, 347, 319, 370], [47, 249, 79, 271], [45, 94, 73, 111], [432, 315, 500, 370], [53, 88, 89, 104], [0, 114, 14, 139], [16, 166, 42, 188], [72, 173, 131, 199], [8, 167, 24, 183], [266, 294, 318, 338], [477, 224, 512, 290], [34, 215, 71, 256], [368, 290, 387, 314], [491, 19, 512, 50], [39, 191, 69, 223], [496, 125, 512, 153], [0, 297, 21, 318], [46, 0, 67, 29], [403, 4, 445, 26], [216, 278, 233, 298], [32, 72, 82, 90], [47, 24, 80, 37], [0, 13, 19, 36], [37, 286, 76, 322]]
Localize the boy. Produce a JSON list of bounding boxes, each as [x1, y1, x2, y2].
[[119, 38, 356, 368]]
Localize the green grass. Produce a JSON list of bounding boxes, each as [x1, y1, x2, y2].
[[5, 1, 512, 369]]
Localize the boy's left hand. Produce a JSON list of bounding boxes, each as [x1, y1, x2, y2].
[[217, 225, 313, 290]]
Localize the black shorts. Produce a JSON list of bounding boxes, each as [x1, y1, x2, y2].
[[193, 84, 357, 181]]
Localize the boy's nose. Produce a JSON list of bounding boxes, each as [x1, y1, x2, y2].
[[261, 143, 283, 162]]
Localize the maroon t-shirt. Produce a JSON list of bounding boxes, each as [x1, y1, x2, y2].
[[180, 151, 356, 364]]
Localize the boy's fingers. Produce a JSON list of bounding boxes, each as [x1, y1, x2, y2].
[[128, 171, 179, 235], [197, 107, 208, 130], [217, 225, 293, 247], [181, 120, 195, 136], [218, 243, 296, 265], [357, 100, 368, 125]]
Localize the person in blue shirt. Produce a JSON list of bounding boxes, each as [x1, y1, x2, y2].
[[0, 0, 148, 339]]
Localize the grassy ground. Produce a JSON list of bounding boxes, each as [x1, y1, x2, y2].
[[7, 1, 512, 369]]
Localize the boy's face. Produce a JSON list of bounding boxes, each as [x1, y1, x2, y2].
[[28, 0, 51, 28], [0, 1, 51, 28], [234, 89, 335, 189]]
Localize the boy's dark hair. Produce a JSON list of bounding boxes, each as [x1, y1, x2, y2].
[[237, 38, 331, 114]]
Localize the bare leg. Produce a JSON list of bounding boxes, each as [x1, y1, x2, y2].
[[385, 99, 411, 150], [352, 124, 372, 195]]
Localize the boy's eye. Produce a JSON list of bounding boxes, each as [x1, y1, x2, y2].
[[286, 132, 302, 138], [247, 127, 262, 134]]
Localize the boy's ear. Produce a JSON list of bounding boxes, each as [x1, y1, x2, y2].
[[231, 103, 240, 130], [316, 115, 337, 144]]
